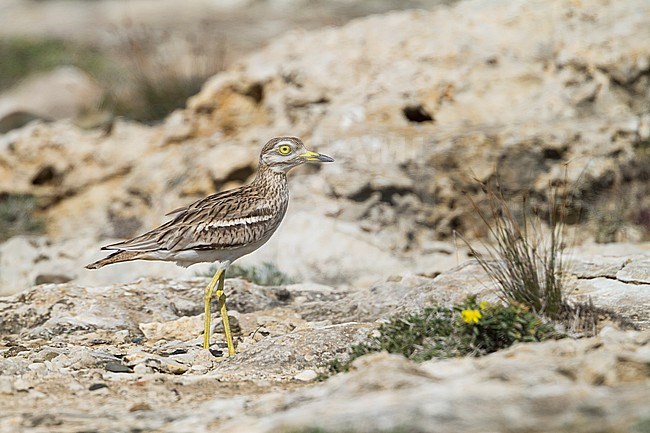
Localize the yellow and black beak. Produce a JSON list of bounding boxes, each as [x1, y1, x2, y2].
[[299, 150, 334, 163]]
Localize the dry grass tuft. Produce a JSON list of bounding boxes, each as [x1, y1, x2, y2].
[[461, 177, 568, 320]]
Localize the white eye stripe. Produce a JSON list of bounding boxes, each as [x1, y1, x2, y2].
[[277, 140, 294, 148], [201, 214, 274, 230]]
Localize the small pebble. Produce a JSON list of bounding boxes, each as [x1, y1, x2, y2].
[[13, 378, 30, 392], [133, 364, 153, 375], [155, 358, 189, 375], [0, 377, 13, 394], [32, 349, 59, 362], [294, 370, 318, 382], [105, 361, 133, 373], [68, 381, 85, 392], [129, 402, 152, 412], [89, 383, 108, 391], [113, 330, 130, 344], [28, 362, 47, 373], [190, 365, 208, 373], [29, 390, 47, 399], [209, 348, 224, 358]]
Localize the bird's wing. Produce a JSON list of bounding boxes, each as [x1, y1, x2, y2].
[[163, 188, 242, 216], [103, 187, 280, 252]]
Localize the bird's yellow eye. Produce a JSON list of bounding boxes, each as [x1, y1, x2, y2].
[[278, 145, 292, 155]]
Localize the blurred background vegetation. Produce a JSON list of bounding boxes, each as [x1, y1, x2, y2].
[[0, 29, 224, 123], [0, 0, 452, 125]]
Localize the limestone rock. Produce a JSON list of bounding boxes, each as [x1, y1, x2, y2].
[[220, 329, 650, 433], [236, 211, 408, 286], [2, 245, 650, 432], [617, 257, 650, 284], [139, 316, 204, 343], [0, 66, 105, 132], [0, 236, 197, 296]]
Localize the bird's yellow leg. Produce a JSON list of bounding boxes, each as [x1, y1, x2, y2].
[[214, 271, 235, 356], [203, 268, 223, 349]]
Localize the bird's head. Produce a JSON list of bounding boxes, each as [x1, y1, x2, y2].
[[259, 137, 334, 173]]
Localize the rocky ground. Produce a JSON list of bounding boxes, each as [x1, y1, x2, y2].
[[1, 247, 649, 432], [2, 0, 650, 431]]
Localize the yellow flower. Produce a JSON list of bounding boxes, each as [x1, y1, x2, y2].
[[461, 309, 482, 324], [479, 301, 489, 310]]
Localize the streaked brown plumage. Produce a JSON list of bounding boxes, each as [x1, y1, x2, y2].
[[86, 163, 289, 268], [86, 136, 333, 354]]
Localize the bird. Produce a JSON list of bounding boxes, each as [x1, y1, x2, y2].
[[86, 137, 334, 355]]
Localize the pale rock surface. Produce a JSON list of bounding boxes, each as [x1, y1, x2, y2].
[[0, 235, 200, 296], [0, 66, 105, 132], [221, 333, 650, 433], [237, 211, 410, 286], [1, 248, 649, 432]]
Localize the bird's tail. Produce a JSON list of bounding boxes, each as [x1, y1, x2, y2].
[[85, 250, 144, 270]]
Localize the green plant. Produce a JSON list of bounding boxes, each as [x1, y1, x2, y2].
[[199, 262, 295, 286], [461, 177, 568, 320], [0, 37, 111, 90], [327, 296, 560, 374], [633, 138, 650, 157], [0, 194, 46, 241], [0, 30, 225, 124]]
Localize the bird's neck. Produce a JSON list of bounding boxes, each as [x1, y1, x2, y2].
[[254, 163, 288, 188]]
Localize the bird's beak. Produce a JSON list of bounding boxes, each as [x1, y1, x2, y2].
[[299, 150, 334, 163]]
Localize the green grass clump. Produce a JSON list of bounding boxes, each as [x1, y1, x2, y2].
[[199, 262, 295, 286], [328, 295, 559, 374], [0, 37, 111, 90], [0, 194, 46, 242], [0, 32, 223, 124]]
